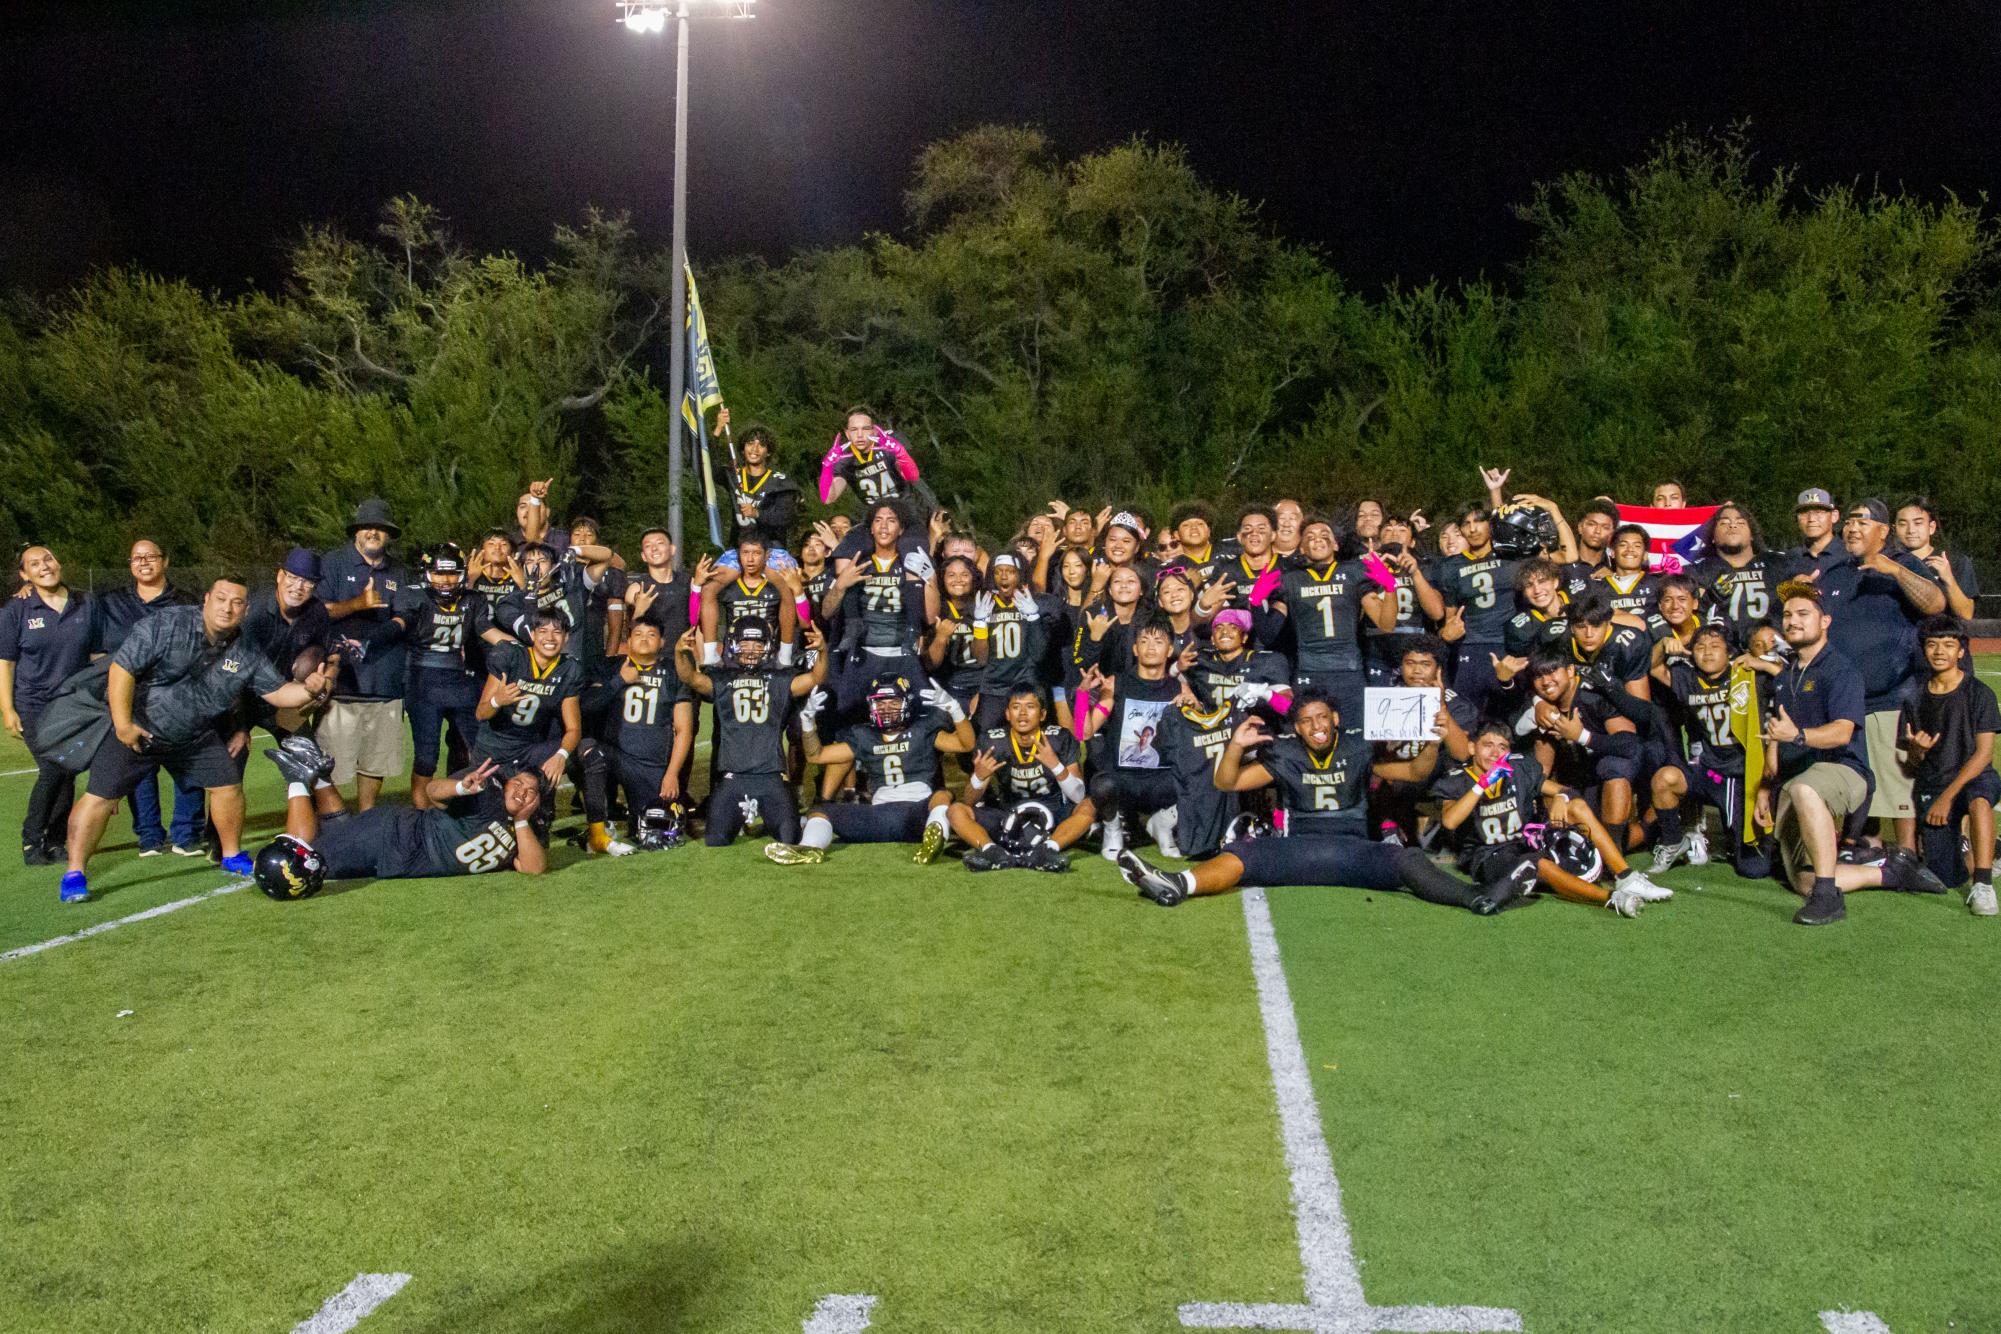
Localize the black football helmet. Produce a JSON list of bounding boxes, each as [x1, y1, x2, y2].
[[253, 835, 325, 901], [1541, 824, 1604, 883], [635, 801, 688, 851], [728, 618, 773, 669], [999, 802, 1055, 854], [424, 541, 466, 594], [1490, 503, 1558, 559], [866, 673, 914, 731], [1224, 812, 1274, 845]]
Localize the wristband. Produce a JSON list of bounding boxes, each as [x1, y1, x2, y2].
[[514, 819, 532, 830], [454, 781, 469, 798], [1091, 698, 1113, 719], [526, 496, 544, 507], [555, 746, 570, 760], [1575, 729, 1591, 748], [1058, 773, 1088, 804], [966, 775, 988, 797], [974, 626, 990, 640], [608, 601, 624, 611]]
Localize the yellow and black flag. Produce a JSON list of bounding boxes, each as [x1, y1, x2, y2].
[[1728, 664, 1765, 847], [682, 262, 726, 545]]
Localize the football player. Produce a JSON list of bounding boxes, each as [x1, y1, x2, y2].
[[968, 553, 1050, 734], [1259, 516, 1397, 731], [1436, 501, 1522, 717], [1690, 503, 1787, 651], [586, 616, 696, 842], [924, 556, 987, 717], [1596, 524, 1660, 619], [940, 685, 1097, 872], [674, 620, 828, 847], [259, 737, 546, 884], [701, 534, 797, 665], [1518, 645, 1648, 838], [823, 500, 937, 685], [1648, 624, 1768, 876], [1434, 721, 1669, 916], [1360, 515, 1444, 686], [467, 530, 524, 604], [1562, 499, 1621, 595], [474, 608, 628, 856], [711, 409, 801, 572], [1186, 609, 1290, 714], [1153, 689, 1241, 862], [1370, 634, 1478, 845], [763, 674, 975, 864], [1113, 691, 1491, 911], [399, 542, 493, 810], [819, 406, 922, 511]]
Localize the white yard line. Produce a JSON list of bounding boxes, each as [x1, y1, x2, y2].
[[801, 1293, 878, 1333], [290, 1273, 410, 1334], [1, 766, 38, 777], [1177, 887, 1521, 1334], [0, 878, 251, 965], [1820, 1314, 1894, 1334]]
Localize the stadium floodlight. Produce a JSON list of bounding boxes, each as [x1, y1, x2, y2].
[[617, 0, 757, 561]]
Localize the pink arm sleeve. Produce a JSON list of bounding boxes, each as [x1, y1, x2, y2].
[[1248, 565, 1284, 607], [688, 589, 702, 628], [1269, 688, 1294, 716], [818, 435, 847, 503], [1073, 690, 1093, 741], [879, 432, 920, 482]]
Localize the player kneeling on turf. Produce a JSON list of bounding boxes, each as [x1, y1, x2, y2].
[[938, 686, 1097, 872], [1435, 721, 1671, 917], [1115, 689, 1494, 912], [764, 674, 975, 865], [675, 619, 828, 847], [254, 736, 547, 897]]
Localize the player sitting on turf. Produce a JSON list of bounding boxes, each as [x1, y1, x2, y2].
[[1434, 721, 1672, 917], [255, 737, 547, 894], [674, 619, 828, 847], [1648, 623, 1771, 877], [474, 608, 628, 856], [1114, 689, 1497, 913], [1901, 614, 1999, 914], [937, 685, 1097, 872], [1517, 646, 1646, 843], [1369, 633, 1477, 847], [763, 673, 975, 865]]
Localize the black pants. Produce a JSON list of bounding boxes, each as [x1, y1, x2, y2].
[[20, 710, 73, 854], [408, 669, 479, 778], [1088, 767, 1179, 825], [707, 773, 801, 846]]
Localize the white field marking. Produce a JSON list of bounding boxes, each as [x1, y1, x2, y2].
[[290, 1273, 410, 1334], [0, 878, 251, 965], [1, 766, 37, 777], [801, 1293, 877, 1333], [1820, 1314, 1893, 1334], [1177, 888, 1521, 1334]]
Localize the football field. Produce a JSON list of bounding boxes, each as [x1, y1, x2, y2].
[[2, 668, 1999, 1333]]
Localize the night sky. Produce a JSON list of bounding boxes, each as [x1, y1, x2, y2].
[[7, 1, 2001, 300]]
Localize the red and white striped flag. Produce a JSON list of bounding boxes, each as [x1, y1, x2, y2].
[[1614, 503, 1721, 573]]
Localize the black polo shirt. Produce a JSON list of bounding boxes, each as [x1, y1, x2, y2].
[[112, 605, 287, 747], [1768, 644, 1869, 782], [1820, 552, 1940, 713], [92, 583, 198, 654], [319, 543, 409, 701], [243, 589, 331, 672], [0, 589, 97, 713]]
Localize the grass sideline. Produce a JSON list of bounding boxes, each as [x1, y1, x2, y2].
[[0, 661, 1997, 1331]]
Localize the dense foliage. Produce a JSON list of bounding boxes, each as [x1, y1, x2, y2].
[[4, 128, 1997, 573]]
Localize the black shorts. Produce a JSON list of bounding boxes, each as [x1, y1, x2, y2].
[[1676, 761, 1748, 834], [1090, 767, 1179, 819], [1462, 838, 1538, 890], [86, 729, 237, 800], [1914, 771, 2001, 888], [818, 799, 930, 845], [971, 797, 1076, 842], [1223, 832, 1404, 889]]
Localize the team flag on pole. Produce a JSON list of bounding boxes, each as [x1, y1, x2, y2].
[[682, 262, 726, 546], [1614, 502, 1722, 573]]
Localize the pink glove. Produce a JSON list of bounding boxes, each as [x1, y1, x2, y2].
[[1361, 552, 1397, 594], [1247, 565, 1284, 608]]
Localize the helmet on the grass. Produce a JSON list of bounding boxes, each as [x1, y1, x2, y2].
[[253, 835, 325, 900], [1224, 811, 1273, 845], [1000, 802, 1054, 853], [635, 802, 688, 851], [1542, 824, 1604, 883]]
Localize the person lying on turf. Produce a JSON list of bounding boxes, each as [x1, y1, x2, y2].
[[1114, 688, 1500, 912], [1434, 720, 1672, 918], [254, 736, 547, 894], [762, 672, 975, 865], [935, 685, 1097, 872]]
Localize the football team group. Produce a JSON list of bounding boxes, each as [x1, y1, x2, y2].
[[2, 407, 1994, 927]]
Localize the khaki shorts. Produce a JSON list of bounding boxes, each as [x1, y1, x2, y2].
[[1864, 709, 1914, 819], [1776, 761, 1869, 882], [320, 699, 407, 783]]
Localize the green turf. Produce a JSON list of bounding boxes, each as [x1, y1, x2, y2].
[[1, 664, 1998, 1331]]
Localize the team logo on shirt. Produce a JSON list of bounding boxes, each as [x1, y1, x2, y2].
[[221, 657, 242, 674], [26, 617, 45, 630]]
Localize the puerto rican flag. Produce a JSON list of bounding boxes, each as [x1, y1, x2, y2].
[[1615, 503, 1721, 573]]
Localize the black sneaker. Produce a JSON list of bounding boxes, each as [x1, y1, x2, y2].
[[1021, 842, 1071, 874], [266, 738, 334, 787], [1793, 883, 1848, 926], [963, 844, 1011, 873], [1880, 847, 1949, 895], [23, 842, 54, 867], [1117, 849, 1189, 907]]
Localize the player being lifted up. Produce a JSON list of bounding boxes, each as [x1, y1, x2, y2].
[[763, 673, 976, 865], [675, 619, 828, 847], [700, 534, 797, 665], [255, 737, 547, 894], [1434, 721, 1671, 917], [935, 685, 1097, 872], [1115, 689, 1498, 913]]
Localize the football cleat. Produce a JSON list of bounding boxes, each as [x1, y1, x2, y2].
[[1145, 807, 1182, 860], [1118, 849, 1189, 907], [763, 842, 825, 866], [1968, 883, 1998, 917], [265, 737, 334, 787], [1879, 847, 1948, 895], [1617, 870, 1674, 904], [1021, 841, 1071, 874], [913, 822, 946, 866], [1605, 885, 1644, 918], [1649, 836, 1690, 874], [1685, 829, 1710, 866], [1099, 813, 1125, 862], [963, 843, 1011, 873], [1793, 882, 1846, 926], [58, 871, 89, 904]]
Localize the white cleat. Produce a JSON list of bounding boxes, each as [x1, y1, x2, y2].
[[1100, 814, 1125, 862], [1618, 870, 1674, 903], [1969, 883, 1998, 917], [1686, 828, 1710, 866], [602, 838, 638, 857], [1650, 836, 1689, 873], [1145, 807, 1183, 860], [1606, 886, 1644, 918]]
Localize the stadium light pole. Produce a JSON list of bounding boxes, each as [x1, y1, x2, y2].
[[619, 0, 755, 565]]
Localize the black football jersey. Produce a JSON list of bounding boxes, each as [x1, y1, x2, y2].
[[401, 589, 490, 677], [1504, 603, 1569, 657], [1261, 732, 1371, 839], [834, 445, 906, 505], [1278, 562, 1369, 673], [1187, 647, 1291, 713], [716, 577, 784, 640], [932, 600, 985, 697], [839, 712, 950, 796], [1691, 552, 1788, 648], [475, 642, 585, 763], [977, 725, 1079, 807], [411, 787, 520, 877], [1432, 753, 1545, 856], [1664, 661, 1751, 777], [1438, 552, 1519, 645], [855, 553, 924, 650], [980, 593, 1050, 692], [596, 656, 689, 763], [709, 665, 799, 776], [1599, 569, 1659, 619]]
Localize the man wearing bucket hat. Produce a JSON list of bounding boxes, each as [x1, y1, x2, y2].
[[319, 498, 410, 812]]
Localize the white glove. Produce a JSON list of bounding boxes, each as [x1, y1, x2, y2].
[[921, 684, 966, 723], [798, 686, 828, 731], [1016, 593, 1041, 623], [1232, 681, 1275, 708], [972, 591, 995, 629], [904, 549, 934, 582]]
